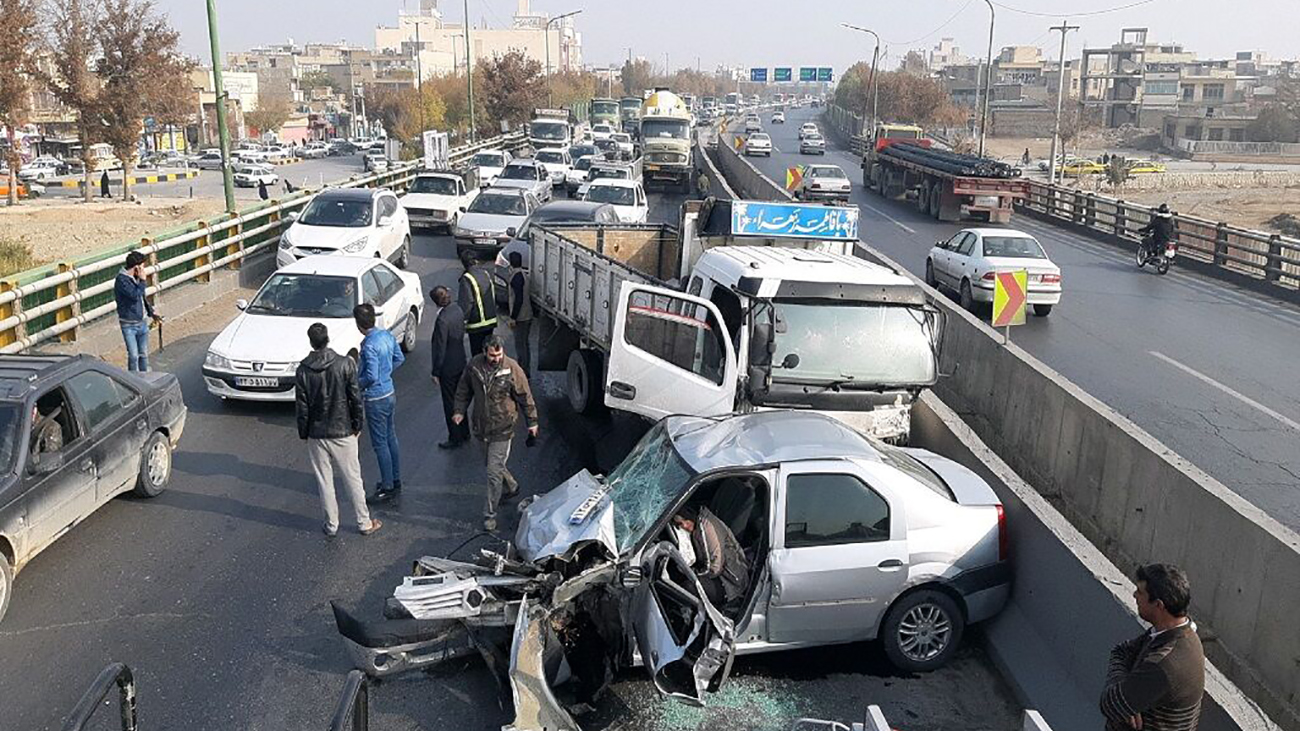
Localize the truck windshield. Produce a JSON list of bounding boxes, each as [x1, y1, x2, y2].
[[771, 302, 936, 387], [531, 121, 568, 141], [407, 177, 458, 195], [592, 101, 619, 117], [641, 119, 689, 140], [605, 420, 696, 554]]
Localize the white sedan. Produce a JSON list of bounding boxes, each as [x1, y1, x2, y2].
[[534, 148, 572, 186], [590, 123, 616, 140], [744, 132, 773, 157], [203, 256, 424, 401], [926, 228, 1062, 316], [233, 163, 278, 188], [582, 179, 648, 223], [471, 149, 513, 187], [277, 187, 411, 270]]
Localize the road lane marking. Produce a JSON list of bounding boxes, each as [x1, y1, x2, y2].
[[1150, 351, 1300, 431], [857, 201, 917, 234]]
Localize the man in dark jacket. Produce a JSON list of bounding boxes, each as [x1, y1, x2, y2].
[[429, 286, 469, 449], [672, 504, 750, 610], [1100, 563, 1204, 731], [115, 251, 162, 372], [505, 251, 533, 377], [294, 322, 382, 538], [453, 335, 538, 531], [1139, 204, 1176, 260], [458, 252, 498, 356]]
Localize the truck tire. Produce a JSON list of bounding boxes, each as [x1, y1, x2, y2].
[[929, 185, 942, 219], [916, 181, 930, 213], [566, 349, 606, 415]]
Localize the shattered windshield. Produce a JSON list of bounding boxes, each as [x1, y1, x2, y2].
[[605, 421, 695, 553]]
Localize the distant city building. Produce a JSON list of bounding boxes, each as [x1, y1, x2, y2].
[[930, 38, 966, 71]]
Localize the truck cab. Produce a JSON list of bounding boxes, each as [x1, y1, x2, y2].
[[528, 108, 573, 151]]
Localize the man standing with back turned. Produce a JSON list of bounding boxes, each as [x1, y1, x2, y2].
[[354, 303, 405, 504], [295, 323, 381, 537], [1100, 563, 1204, 731], [505, 251, 533, 377], [429, 286, 469, 449], [458, 252, 498, 356], [453, 335, 538, 531]]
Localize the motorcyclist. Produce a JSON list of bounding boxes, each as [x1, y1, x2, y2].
[[1138, 203, 1175, 260]]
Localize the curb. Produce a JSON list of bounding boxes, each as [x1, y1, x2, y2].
[[33, 169, 202, 189]]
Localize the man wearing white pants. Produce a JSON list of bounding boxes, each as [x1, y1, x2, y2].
[[295, 322, 383, 537]]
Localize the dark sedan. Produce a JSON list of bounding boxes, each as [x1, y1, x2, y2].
[[0, 354, 186, 622]]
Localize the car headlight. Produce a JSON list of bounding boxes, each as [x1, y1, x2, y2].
[[343, 236, 369, 253], [205, 350, 233, 370], [279, 232, 293, 250]]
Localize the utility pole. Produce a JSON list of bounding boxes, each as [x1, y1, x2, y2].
[[1048, 21, 1079, 185], [841, 24, 880, 138], [978, 0, 995, 158], [205, 0, 236, 212], [415, 21, 425, 133], [464, 0, 476, 142]]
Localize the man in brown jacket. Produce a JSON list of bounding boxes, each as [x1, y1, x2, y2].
[[452, 335, 538, 531], [1101, 563, 1205, 731]]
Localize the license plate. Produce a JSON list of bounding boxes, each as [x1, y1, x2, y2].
[[474, 238, 496, 246], [234, 377, 280, 388], [645, 164, 660, 171]]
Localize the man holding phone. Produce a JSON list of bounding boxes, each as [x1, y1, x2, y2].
[[114, 251, 163, 372]]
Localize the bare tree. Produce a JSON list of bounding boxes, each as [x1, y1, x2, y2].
[[144, 54, 197, 152], [45, 0, 102, 202], [95, 0, 181, 200], [0, 0, 42, 205]]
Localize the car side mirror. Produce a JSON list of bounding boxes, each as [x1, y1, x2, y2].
[[287, 211, 299, 221], [378, 214, 393, 227], [29, 450, 64, 475], [506, 227, 518, 238], [459, 206, 467, 213], [236, 298, 249, 311]]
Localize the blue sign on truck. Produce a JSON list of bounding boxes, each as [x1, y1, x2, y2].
[[730, 201, 860, 241]]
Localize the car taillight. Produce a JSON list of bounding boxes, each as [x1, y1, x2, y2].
[[997, 504, 1008, 562], [981, 271, 996, 281], [1041, 273, 1061, 284]]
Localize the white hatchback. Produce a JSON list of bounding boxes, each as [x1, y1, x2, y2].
[[203, 256, 424, 401], [278, 188, 411, 270]]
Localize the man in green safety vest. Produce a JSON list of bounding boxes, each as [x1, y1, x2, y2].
[[458, 252, 499, 356]]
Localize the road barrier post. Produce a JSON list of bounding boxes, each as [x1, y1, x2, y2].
[[1265, 234, 1283, 282], [1215, 223, 1230, 267], [55, 263, 80, 342], [1083, 193, 1097, 230], [1114, 200, 1127, 242], [224, 214, 243, 270], [195, 224, 212, 284], [0, 281, 22, 349], [1071, 190, 1085, 226]]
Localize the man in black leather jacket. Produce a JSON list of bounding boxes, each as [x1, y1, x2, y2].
[[1139, 204, 1176, 260], [295, 322, 382, 537]]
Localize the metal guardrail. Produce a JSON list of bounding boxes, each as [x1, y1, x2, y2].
[[61, 662, 138, 731], [0, 132, 528, 354], [328, 670, 370, 731]]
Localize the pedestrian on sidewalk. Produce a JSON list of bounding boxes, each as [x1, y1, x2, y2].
[[114, 251, 162, 372], [354, 303, 405, 504], [452, 335, 538, 532], [429, 286, 469, 449], [458, 252, 498, 356], [505, 251, 533, 378], [294, 323, 381, 537], [100, 170, 111, 198], [258, 178, 269, 201], [1100, 563, 1204, 731]]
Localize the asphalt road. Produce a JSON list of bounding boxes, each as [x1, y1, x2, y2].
[[0, 185, 1019, 731], [41, 154, 370, 203], [750, 108, 1300, 531]]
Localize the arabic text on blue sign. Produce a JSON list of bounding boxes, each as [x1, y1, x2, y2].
[[774, 68, 792, 82], [799, 67, 817, 81], [817, 67, 834, 82], [750, 68, 768, 82], [731, 201, 860, 241]]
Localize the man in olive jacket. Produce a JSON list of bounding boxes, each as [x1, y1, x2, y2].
[[295, 322, 381, 537], [452, 335, 538, 531]]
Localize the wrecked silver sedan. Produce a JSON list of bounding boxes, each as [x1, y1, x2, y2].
[[334, 411, 1011, 729]]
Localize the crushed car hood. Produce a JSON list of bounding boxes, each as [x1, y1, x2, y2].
[[515, 469, 617, 564]]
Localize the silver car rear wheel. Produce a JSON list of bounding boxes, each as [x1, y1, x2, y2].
[[881, 589, 964, 672]]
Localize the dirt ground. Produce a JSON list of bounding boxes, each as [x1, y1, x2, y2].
[[1116, 187, 1300, 234], [0, 197, 227, 274]]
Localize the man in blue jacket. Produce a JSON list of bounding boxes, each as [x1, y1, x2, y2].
[[354, 303, 405, 504], [115, 251, 163, 372]]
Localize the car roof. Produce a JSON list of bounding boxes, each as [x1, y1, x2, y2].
[[0, 354, 85, 398], [666, 411, 883, 473], [505, 159, 540, 167], [482, 186, 527, 197], [315, 188, 378, 202], [963, 228, 1037, 239], [588, 178, 639, 189], [808, 164, 844, 172], [276, 255, 382, 277], [533, 200, 611, 218]]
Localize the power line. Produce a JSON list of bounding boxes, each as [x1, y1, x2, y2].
[[991, 0, 1159, 18], [885, 0, 974, 46]]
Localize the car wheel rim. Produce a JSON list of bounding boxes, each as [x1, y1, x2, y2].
[[148, 441, 171, 485], [897, 603, 952, 662]]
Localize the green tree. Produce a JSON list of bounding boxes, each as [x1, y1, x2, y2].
[[0, 0, 41, 205], [95, 0, 182, 200], [44, 0, 103, 202], [479, 50, 544, 130], [244, 97, 291, 138], [368, 84, 446, 156], [300, 69, 336, 95], [1247, 104, 1298, 143]]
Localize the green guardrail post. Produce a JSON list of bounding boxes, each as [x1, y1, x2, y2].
[[55, 263, 80, 343], [0, 280, 22, 349], [142, 240, 160, 313]]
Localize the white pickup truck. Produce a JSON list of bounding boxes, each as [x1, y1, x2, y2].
[[400, 169, 480, 233], [529, 198, 942, 441]]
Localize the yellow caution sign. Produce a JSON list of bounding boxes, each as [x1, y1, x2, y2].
[[734, 136, 745, 151], [992, 270, 1028, 328], [785, 166, 805, 191]]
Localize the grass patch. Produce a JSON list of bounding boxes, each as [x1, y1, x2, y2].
[[0, 238, 34, 278]]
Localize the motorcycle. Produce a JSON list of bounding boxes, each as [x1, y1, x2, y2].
[[1137, 235, 1176, 275]]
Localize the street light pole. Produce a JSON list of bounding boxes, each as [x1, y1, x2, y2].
[[464, 0, 475, 142], [204, 0, 236, 212], [545, 10, 583, 108], [1048, 20, 1079, 185], [978, 0, 995, 158], [841, 24, 881, 138]]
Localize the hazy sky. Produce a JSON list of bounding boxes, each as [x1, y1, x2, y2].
[[162, 0, 1298, 73]]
